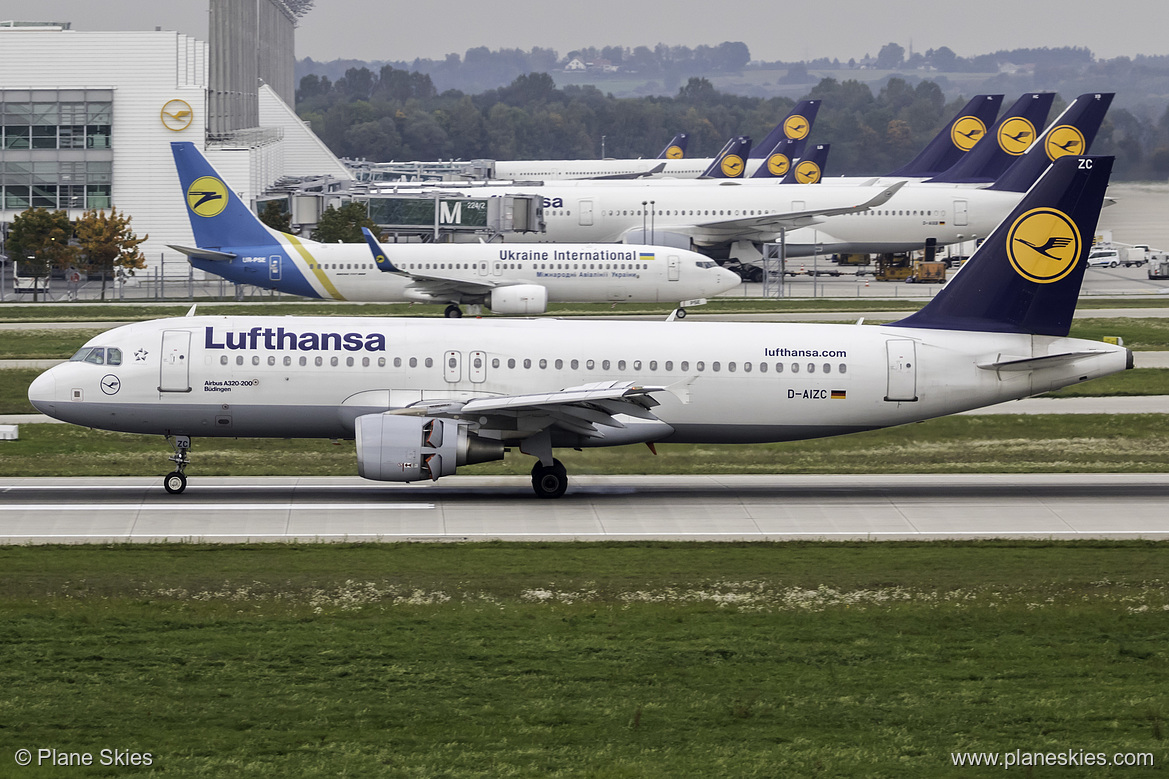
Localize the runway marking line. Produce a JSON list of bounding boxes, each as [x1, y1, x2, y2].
[[0, 503, 434, 511]]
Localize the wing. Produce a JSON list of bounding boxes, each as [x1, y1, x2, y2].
[[361, 227, 508, 300], [666, 181, 906, 244], [593, 162, 667, 180], [386, 380, 674, 442]]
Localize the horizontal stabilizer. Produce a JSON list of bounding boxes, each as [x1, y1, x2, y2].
[[977, 350, 1115, 372], [166, 244, 237, 262]]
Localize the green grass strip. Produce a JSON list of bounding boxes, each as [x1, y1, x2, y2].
[[0, 542, 1165, 777]]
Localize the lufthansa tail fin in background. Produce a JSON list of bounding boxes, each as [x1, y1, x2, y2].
[[987, 93, 1113, 193], [748, 99, 822, 161], [752, 140, 830, 182], [781, 144, 829, 184], [885, 94, 1002, 178], [928, 92, 1054, 184], [891, 155, 1113, 337], [171, 141, 279, 248], [699, 136, 752, 178], [656, 133, 689, 159]]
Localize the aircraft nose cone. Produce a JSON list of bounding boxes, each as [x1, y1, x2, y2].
[[27, 370, 57, 415], [719, 267, 742, 287]]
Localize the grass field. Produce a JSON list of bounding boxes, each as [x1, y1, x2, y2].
[[0, 542, 1165, 777]]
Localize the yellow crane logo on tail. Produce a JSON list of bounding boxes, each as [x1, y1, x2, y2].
[[766, 153, 791, 177], [1006, 207, 1081, 284], [997, 117, 1037, 156], [784, 115, 810, 140], [950, 116, 987, 151], [1045, 125, 1086, 161]]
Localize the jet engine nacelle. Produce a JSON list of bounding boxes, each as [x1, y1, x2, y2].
[[355, 414, 504, 482], [489, 284, 548, 315]]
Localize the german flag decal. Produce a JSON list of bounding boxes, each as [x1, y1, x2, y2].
[[831, 390, 847, 400]]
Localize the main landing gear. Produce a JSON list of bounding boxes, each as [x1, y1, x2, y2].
[[164, 435, 191, 494], [444, 304, 463, 318], [530, 458, 568, 499]]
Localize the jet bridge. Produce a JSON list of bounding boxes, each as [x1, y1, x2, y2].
[[361, 192, 544, 241]]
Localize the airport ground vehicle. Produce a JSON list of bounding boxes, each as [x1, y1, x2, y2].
[[904, 261, 946, 284], [1087, 249, 1120, 268], [1148, 254, 1169, 280]]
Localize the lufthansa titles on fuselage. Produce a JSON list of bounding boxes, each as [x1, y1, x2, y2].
[[204, 326, 387, 352]]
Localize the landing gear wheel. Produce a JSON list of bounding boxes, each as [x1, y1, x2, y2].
[[531, 458, 568, 499], [444, 304, 463, 318], [164, 471, 187, 494], [676, 308, 687, 319], [164, 435, 192, 495]]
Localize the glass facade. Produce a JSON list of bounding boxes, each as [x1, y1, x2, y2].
[[1, 89, 113, 211]]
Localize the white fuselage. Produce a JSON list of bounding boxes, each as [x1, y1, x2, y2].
[[30, 315, 1128, 446], [452, 179, 1022, 256], [200, 239, 738, 305]]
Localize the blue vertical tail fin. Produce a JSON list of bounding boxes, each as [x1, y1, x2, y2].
[[751, 138, 798, 179], [657, 133, 689, 159], [699, 136, 752, 178], [781, 144, 829, 184], [885, 94, 1002, 178], [749, 99, 821, 160], [986, 93, 1113, 193], [928, 93, 1054, 184], [170, 141, 279, 248], [891, 155, 1113, 337]]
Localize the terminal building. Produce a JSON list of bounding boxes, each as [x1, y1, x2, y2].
[[0, 1, 352, 272]]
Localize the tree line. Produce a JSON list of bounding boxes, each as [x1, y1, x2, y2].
[[297, 67, 1169, 180], [3, 208, 147, 301]]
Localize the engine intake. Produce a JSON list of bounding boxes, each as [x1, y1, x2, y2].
[[490, 284, 547, 315], [355, 414, 504, 482]]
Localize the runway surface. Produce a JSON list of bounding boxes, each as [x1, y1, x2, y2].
[[1, 474, 1166, 543]]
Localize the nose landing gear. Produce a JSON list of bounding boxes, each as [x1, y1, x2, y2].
[[164, 435, 191, 494]]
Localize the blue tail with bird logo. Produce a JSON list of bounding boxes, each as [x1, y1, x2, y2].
[[885, 94, 1003, 178], [892, 155, 1112, 337]]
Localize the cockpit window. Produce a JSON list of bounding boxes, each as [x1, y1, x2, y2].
[[69, 346, 119, 365], [70, 347, 103, 364]]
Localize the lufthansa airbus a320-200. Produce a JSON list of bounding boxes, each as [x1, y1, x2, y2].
[[30, 156, 1130, 498]]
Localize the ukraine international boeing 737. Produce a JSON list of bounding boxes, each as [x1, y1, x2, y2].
[[169, 142, 739, 317], [30, 156, 1129, 498]]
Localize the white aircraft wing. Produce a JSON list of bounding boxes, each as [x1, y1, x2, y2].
[[361, 227, 521, 298], [685, 180, 906, 242], [388, 381, 670, 437]]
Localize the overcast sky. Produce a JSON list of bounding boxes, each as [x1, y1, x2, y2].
[[3, 0, 1167, 64]]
